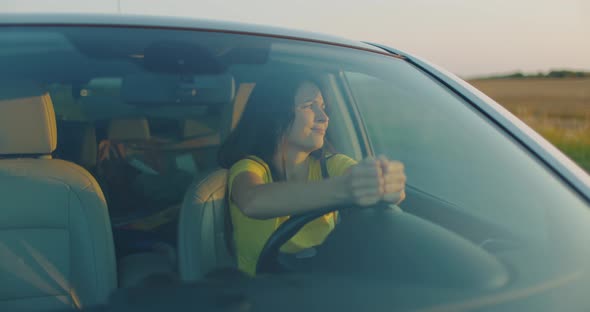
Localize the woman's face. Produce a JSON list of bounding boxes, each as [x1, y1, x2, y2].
[[285, 81, 329, 152]]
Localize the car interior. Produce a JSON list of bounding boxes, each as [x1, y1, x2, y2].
[[0, 68, 523, 311], [0, 49, 369, 309], [2, 26, 561, 311]]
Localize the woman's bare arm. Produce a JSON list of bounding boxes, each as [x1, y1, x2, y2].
[[231, 171, 352, 219], [231, 157, 388, 219]]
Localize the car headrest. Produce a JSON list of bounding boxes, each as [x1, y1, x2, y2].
[[107, 118, 151, 142], [0, 82, 57, 156]]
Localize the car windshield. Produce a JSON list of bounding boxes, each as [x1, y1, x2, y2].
[[1, 24, 590, 311]]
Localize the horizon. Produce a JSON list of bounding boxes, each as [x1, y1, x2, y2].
[[2, 0, 589, 77], [464, 69, 590, 80]]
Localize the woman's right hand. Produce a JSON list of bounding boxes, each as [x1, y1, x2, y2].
[[346, 156, 406, 206], [347, 157, 385, 206]]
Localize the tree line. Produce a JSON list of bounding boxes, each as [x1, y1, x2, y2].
[[476, 70, 590, 80]]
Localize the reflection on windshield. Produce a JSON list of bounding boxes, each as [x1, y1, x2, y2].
[[0, 25, 589, 312]]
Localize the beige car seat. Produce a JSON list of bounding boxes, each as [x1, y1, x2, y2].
[[0, 84, 117, 311], [177, 83, 254, 281]]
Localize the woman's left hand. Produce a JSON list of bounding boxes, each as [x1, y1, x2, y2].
[[378, 155, 406, 205]]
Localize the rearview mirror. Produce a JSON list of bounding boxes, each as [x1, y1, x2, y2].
[[143, 41, 226, 75], [122, 73, 235, 106]]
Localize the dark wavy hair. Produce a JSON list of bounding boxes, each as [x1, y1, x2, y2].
[[218, 71, 325, 174]]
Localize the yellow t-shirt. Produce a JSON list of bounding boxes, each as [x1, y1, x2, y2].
[[228, 154, 357, 275]]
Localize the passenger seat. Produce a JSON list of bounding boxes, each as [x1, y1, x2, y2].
[[0, 84, 117, 311], [177, 169, 233, 280], [177, 83, 253, 280]]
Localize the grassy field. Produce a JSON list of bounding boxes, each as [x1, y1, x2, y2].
[[468, 78, 590, 173]]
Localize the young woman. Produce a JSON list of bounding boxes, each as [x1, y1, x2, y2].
[[218, 72, 406, 275]]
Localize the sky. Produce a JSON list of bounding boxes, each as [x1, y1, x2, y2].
[[2, 0, 589, 78]]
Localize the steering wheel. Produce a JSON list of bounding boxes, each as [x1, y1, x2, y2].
[[256, 203, 511, 290], [256, 203, 351, 274]]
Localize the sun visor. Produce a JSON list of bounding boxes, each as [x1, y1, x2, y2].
[[121, 73, 235, 106]]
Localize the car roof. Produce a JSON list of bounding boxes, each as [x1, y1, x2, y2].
[[0, 13, 387, 54]]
